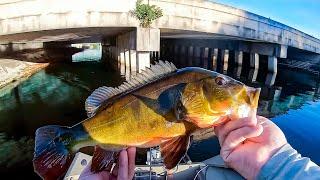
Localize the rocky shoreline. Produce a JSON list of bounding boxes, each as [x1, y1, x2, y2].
[[0, 59, 49, 89]]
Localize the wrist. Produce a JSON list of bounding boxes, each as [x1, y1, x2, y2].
[[249, 145, 286, 179], [255, 143, 289, 179]]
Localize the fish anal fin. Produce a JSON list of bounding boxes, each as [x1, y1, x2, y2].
[[160, 135, 191, 169], [91, 145, 120, 173]]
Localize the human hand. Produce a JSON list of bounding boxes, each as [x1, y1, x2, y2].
[[79, 147, 136, 180], [214, 116, 287, 180]]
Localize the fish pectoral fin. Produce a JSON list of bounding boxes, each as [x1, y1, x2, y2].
[[160, 135, 192, 169], [91, 145, 120, 173]]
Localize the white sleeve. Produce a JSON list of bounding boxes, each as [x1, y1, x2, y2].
[[257, 144, 320, 180]]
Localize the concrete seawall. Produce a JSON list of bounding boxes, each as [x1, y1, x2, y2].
[[0, 59, 48, 89]]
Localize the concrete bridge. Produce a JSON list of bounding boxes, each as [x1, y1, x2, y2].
[[0, 0, 319, 77]]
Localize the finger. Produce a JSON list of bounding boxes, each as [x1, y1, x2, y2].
[[127, 147, 136, 179], [117, 149, 129, 180], [221, 124, 263, 161], [79, 161, 112, 180], [216, 116, 257, 145]]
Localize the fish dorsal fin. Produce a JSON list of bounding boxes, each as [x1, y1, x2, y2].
[[85, 60, 177, 117]]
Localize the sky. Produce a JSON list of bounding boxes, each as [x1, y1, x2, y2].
[[213, 0, 320, 39]]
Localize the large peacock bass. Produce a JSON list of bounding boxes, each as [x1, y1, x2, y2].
[[33, 61, 260, 179]]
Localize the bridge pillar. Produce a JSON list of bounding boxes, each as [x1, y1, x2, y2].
[[136, 28, 160, 72], [211, 48, 218, 71], [187, 46, 194, 66], [229, 50, 243, 78], [125, 49, 130, 79], [174, 45, 179, 65], [130, 50, 137, 75], [223, 50, 229, 73], [217, 49, 227, 73], [116, 28, 160, 74], [119, 47, 125, 75], [250, 53, 259, 69], [248, 53, 259, 82], [235, 51, 243, 65], [180, 46, 186, 67], [233, 65, 242, 79], [265, 72, 277, 86], [201, 47, 209, 68], [194, 47, 201, 67], [248, 68, 258, 82], [207, 48, 213, 70], [268, 56, 278, 73], [137, 52, 150, 72]]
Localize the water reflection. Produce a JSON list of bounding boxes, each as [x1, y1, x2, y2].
[[159, 43, 320, 164], [0, 133, 34, 171], [0, 62, 123, 178]]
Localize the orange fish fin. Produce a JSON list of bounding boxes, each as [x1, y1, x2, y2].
[[160, 135, 192, 169], [91, 145, 120, 173]]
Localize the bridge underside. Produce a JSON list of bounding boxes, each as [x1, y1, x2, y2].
[[0, 27, 319, 86], [0, 27, 133, 44]]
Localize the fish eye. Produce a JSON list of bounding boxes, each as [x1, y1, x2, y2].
[[215, 77, 226, 86]]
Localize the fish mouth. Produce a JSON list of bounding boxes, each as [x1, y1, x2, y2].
[[229, 86, 260, 119], [246, 86, 261, 108]]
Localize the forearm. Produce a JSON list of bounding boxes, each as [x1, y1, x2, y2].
[[257, 144, 320, 180]]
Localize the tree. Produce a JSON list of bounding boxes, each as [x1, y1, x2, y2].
[[131, 0, 163, 28]]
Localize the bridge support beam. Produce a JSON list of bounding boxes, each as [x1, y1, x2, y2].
[[187, 46, 194, 66], [250, 53, 259, 69], [125, 49, 130, 79], [248, 53, 259, 82], [119, 45, 125, 75], [268, 56, 278, 73], [217, 49, 227, 73], [180, 46, 186, 66], [115, 28, 160, 75], [223, 50, 229, 73], [136, 28, 160, 72], [130, 50, 137, 75], [201, 47, 209, 68], [211, 48, 218, 71], [194, 47, 201, 67], [235, 51, 243, 65], [136, 52, 150, 72]]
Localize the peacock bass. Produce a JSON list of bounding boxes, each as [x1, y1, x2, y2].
[[33, 61, 260, 179]]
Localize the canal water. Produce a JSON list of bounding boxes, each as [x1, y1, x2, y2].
[[0, 48, 319, 179]]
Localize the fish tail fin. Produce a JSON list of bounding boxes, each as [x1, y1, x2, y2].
[[33, 125, 76, 180]]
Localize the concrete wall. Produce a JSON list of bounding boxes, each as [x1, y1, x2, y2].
[[0, 0, 319, 55]]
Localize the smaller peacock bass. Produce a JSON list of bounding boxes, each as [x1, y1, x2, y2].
[[33, 61, 260, 179]]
